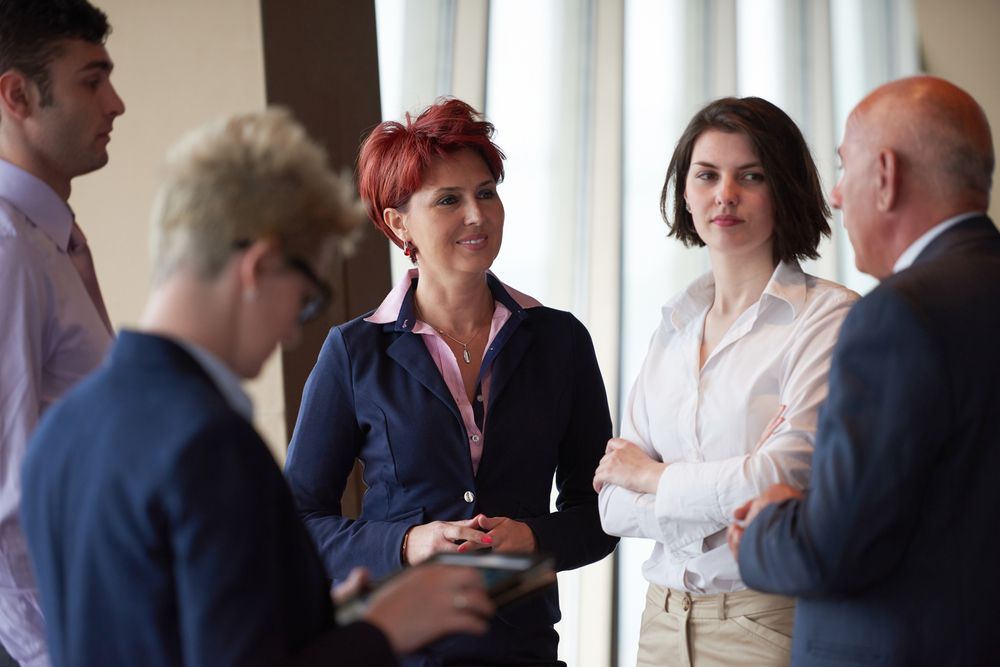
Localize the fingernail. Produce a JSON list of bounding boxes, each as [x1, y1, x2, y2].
[[457, 544, 467, 552], [482, 536, 493, 544]]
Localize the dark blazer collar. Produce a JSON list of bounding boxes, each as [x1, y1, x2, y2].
[[915, 215, 997, 266], [384, 274, 535, 425], [392, 273, 529, 333], [111, 330, 222, 398]]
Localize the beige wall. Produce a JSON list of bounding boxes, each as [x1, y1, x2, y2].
[[67, 0, 290, 460], [913, 0, 1000, 223]]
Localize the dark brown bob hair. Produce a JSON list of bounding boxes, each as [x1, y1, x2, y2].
[[660, 96, 831, 264]]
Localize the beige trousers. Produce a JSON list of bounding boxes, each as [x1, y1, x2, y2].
[[636, 583, 796, 667]]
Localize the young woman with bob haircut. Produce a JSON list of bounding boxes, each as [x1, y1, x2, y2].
[[594, 97, 859, 667], [284, 98, 619, 666]]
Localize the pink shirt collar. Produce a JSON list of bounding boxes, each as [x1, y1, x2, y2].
[[365, 269, 542, 325]]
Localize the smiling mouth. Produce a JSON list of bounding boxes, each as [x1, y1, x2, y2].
[[458, 237, 486, 246]]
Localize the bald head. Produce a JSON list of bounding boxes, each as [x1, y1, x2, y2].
[[832, 77, 994, 278], [854, 76, 993, 209]]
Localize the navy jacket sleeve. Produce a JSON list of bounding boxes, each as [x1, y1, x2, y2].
[[517, 316, 619, 571], [168, 413, 398, 666], [738, 286, 952, 597], [284, 326, 413, 580]]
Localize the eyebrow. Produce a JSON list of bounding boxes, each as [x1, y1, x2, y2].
[[692, 160, 762, 169], [78, 60, 113, 74], [434, 180, 495, 193]]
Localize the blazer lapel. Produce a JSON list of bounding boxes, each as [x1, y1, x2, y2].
[[385, 327, 463, 423], [487, 323, 532, 413]]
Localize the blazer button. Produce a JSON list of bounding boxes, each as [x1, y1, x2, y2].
[[463, 491, 475, 503]]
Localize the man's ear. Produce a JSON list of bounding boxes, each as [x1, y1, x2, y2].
[[384, 208, 407, 245], [236, 236, 282, 299], [0, 70, 37, 121], [875, 148, 899, 212]]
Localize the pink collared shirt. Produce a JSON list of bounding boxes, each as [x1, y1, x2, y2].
[[0, 158, 114, 667], [365, 269, 541, 474]]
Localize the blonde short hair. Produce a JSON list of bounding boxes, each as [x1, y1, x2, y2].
[[150, 107, 361, 284]]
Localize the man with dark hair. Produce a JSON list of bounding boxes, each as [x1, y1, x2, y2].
[[728, 76, 999, 665], [0, 1, 124, 665]]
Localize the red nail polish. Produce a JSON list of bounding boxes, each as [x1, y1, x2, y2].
[[457, 544, 467, 552], [482, 536, 493, 544]]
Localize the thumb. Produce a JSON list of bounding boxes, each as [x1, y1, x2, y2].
[[733, 499, 753, 521], [474, 514, 503, 531]]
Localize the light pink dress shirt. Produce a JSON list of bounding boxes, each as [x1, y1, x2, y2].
[[365, 269, 541, 473], [0, 159, 114, 667]]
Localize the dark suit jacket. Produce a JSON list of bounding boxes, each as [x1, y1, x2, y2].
[[285, 276, 618, 662], [21, 332, 396, 667], [739, 216, 1000, 666]]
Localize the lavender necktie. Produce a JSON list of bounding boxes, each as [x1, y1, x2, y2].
[[67, 221, 114, 336]]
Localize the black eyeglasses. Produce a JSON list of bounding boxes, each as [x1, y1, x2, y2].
[[285, 255, 333, 324], [233, 240, 333, 324]]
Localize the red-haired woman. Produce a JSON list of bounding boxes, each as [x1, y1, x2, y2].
[[285, 98, 618, 666]]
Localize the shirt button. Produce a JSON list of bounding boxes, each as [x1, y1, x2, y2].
[[477, 395, 483, 402], [471, 435, 480, 442], [464, 491, 475, 503]]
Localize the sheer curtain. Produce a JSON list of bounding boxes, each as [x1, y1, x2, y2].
[[372, 1, 918, 665]]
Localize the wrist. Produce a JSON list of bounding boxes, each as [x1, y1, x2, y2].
[[400, 526, 413, 566], [643, 462, 667, 495]]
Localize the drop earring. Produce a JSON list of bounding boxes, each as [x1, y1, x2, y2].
[[685, 202, 691, 212], [403, 241, 416, 257]]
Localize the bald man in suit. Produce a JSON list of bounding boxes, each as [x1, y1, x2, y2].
[[728, 76, 1000, 665]]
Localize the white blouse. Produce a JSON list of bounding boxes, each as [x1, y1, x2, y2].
[[599, 261, 859, 594]]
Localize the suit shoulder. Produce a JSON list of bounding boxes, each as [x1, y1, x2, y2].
[[328, 309, 385, 342], [522, 306, 600, 356], [523, 305, 587, 331]]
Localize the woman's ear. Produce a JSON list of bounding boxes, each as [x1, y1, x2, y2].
[[384, 208, 407, 244], [236, 236, 282, 302]]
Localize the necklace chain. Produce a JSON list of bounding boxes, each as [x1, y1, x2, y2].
[[414, 303, 491, 364]]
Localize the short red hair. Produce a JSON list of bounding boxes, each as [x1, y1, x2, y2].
[[357, 98, 506, 248]]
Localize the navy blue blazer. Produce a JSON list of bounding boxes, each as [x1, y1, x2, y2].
[[738, 216, 1000, 666], [284, 277, 618, 631], [21, 332, 396, 667]]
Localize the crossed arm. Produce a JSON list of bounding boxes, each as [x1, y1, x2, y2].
[[728, 290, 952, 597]]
